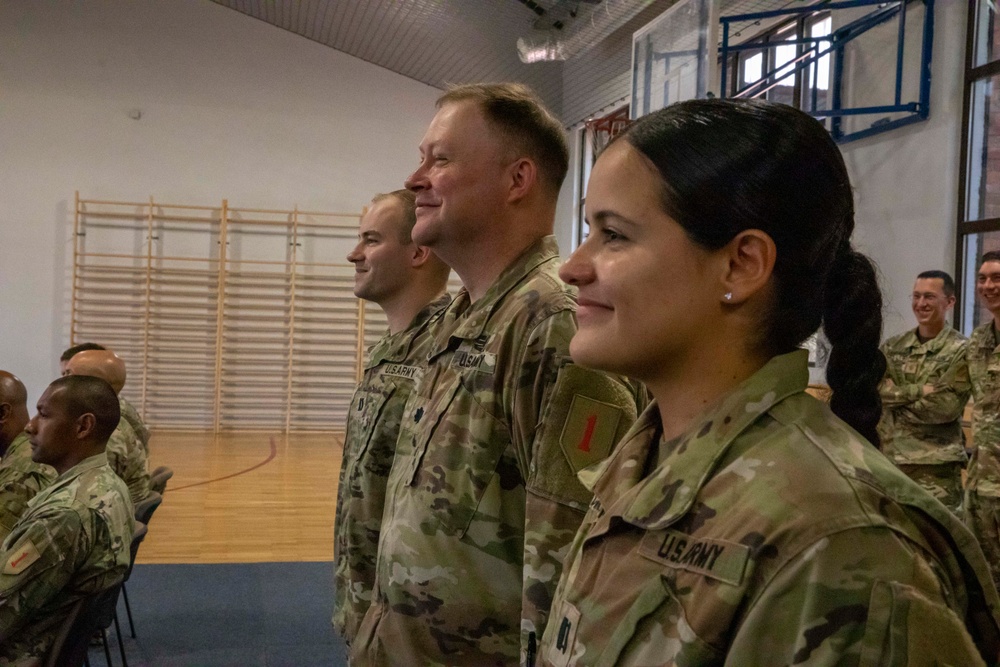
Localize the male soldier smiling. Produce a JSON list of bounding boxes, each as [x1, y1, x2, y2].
[[350, 83, 644, 667]]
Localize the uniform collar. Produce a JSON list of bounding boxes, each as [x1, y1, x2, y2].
[[589, 350, 809, 531], [430, 235, 560, 356], [898, 324, 956, 352], [366, 292, 451, 369], [1, 430, 30, 462], [970, 319, 1000, 352]]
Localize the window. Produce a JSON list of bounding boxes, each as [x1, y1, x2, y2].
[[958, 1, 1000, 330], [722, 13, 832, 121]]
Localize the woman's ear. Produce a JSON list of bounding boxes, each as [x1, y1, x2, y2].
[[719, 229, 776, 305]]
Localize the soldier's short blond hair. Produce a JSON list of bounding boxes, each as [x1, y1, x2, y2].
[[437, 83, 568, 196]]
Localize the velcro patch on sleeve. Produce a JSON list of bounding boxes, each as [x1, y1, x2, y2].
[[3, 539, 40, 576], [558, 394, 623, 473]]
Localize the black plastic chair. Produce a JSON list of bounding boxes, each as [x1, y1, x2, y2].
[[117, 498, 160, 641], [149, 466, 173, 495], [133, 492, 162, 526], [109, 522, 148, 664], [43, 582, 123, 667]]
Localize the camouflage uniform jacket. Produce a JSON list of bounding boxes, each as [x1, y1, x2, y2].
[[351, 236, 645, 667], [967, 320, 1000, 497], [0, 433, 55, 545], [332, 292, 450, 643], [105, 419, 151, 504], [119, 396, 150, 456], [539, 351, 1000, 667], [877, 325, 971, 464], [0, 453, 134, 664]]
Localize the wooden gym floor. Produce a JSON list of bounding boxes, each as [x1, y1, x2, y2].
[[138, 431, 343, 564]]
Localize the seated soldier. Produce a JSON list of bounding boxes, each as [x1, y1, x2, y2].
[[58, 342, 105, 377], [60, 343, 150, 455], [0, 372, 56, 543], [0, 375, 134, 664], [65, 351, 151, 503]]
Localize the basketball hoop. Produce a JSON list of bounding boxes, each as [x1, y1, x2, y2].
[[585, 107, 632, 158]]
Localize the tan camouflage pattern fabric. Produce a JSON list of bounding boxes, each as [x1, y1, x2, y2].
[[878, 325, 970, 513], [333, 293, 450, 644], [0, 433, 55, 545], [539, 351, 1000, 667], [967, 320, 1000, 497], [119, 396, 150, 456], [967, 493, 1000, 595], [965, 320, 1000, 594], [105, 419, 150, 504], [351, 236, 645, 667], [0, 453, 134, 664], [897, 462, 964, 515]]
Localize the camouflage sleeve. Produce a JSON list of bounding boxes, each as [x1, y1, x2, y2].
[[878, 342, 922, 409], [879, 379, 924, 408], [106, 429, 151, 503], [731, 527, 986, 666], [0, 478, 39, 546], [513, 309, 641, 660], [897, 348, 972, 426], [0, 508, 84, 641]]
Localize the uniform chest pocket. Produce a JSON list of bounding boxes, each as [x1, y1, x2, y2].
[[594, 576, 719, 667], [348, 382, 398, 463], [408, 375, 513, 539]]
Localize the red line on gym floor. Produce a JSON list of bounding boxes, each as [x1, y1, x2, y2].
[[170, 435, 279, 491]]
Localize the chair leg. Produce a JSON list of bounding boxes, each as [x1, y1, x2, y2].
[[122, 582, 136, 638], [101, 628, 113, 666], [113, 609, 129, 667]]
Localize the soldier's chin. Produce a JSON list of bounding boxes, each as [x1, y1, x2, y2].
[[569, 331, 611, 371]]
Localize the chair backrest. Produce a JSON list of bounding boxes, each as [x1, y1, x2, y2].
[[150, 466, 173, 495], [43, 583, 123, 667], [125, 521, 149, 583], [133, 490, 162, 525]]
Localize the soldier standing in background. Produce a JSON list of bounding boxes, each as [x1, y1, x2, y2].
[[332, 189, 450, 645], [350, 83, 644, 667], [878, 270, 970, 513], [966, 249, 1000, 591]]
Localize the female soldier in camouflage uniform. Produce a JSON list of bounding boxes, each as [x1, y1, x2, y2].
[[535, 99, 1000, 666]]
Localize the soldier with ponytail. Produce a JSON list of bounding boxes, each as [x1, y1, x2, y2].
[[533, 98, 1000, 666]]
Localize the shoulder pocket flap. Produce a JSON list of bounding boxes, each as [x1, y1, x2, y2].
[[533, 364, 638, 507], [859, 579, 987, 667]]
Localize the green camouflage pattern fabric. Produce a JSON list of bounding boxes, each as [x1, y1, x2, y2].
[[0, 433, 56, 544], [350, 236, 645, 667], [967, 493, 1000, 594], [539, 350, 1000, 667], [0, 453, 134, 664], [119, 396, 150, 456], [105, 418, 151, 504], [333, 293, 450, 644], [897, 462, 964, 515], [878, 325, 970, 465], [966, 320, 1000, 497], [877, 325, 970, 513]]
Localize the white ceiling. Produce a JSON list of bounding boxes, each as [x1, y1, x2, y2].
[[210, 0, 820, 123]]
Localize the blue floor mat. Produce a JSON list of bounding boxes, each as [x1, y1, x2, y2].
[[87, 561, 347, 667]]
